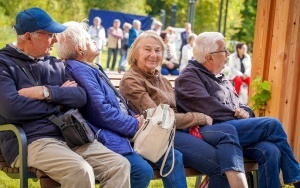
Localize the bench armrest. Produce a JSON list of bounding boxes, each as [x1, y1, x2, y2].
[[0, 124, 32, 186]]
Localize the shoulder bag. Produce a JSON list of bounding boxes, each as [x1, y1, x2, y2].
[[132, 104, 176, 177]]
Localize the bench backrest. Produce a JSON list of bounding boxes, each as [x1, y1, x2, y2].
[[106, 72, 177, 89]]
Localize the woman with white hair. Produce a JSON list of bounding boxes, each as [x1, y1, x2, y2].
[[56, 21, 153, 188]]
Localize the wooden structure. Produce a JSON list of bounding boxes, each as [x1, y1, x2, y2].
[[251, 0, 300, 162]]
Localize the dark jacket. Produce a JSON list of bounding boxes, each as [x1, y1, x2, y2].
[[65, 60, 138, 155], [0, 44, 87, 164], [175, 60, 252, 123]]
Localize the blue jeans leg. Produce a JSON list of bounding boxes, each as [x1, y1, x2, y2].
[[111, 48, 119, 70], [244, 141, 281, 188], [227, 117, 300, 184], [151, 148, 187, 188], [174, 131, 230, 188], [106, 48, 113, 69], [123, 152, 153, 188], [200, 123, 245, 174]]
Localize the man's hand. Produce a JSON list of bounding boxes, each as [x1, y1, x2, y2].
[[18, 86, 44, 100], [234, 108, 250, 119], [205, 115, 213, 125], [61, 80, 77, 87]]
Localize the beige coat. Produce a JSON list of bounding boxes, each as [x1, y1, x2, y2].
[[119, 65, 207, 129]]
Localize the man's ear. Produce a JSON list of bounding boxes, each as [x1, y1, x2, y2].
[[24, 32, 31, 41], [205, 54, 213, 61]]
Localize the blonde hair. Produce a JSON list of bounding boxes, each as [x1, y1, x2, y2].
[[193, 32, 224, 63], [127, 30, 165, 66]]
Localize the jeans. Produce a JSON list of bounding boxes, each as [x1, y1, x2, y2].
[[226, 117, 300, 188], [150, 148, 187, 188], [161, 67, 179, 75], [175, 131, 231, 188], [106, 48, 119, 70], [118, 49, 127, 71], [123, 152, 153, 188]]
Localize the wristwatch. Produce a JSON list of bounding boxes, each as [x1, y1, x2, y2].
[[42, 86, 50, 100]]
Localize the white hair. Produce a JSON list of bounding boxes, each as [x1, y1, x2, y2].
[[56, 21, 90, 60], [133, 19, 141, 26], [193, 32, 224, 63]]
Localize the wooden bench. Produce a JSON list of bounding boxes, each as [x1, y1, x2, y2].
[[0, 71, 258, 188]]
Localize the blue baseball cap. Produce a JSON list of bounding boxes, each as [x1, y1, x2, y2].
[[14, 7, 67, 35]]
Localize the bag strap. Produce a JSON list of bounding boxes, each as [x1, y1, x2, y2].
[[8, 57, 38, 86], [159, 124, 176, 177], [48, 115, 66, 129]]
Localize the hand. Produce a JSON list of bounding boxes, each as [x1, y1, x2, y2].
[[166, 61, 175, 69], [234, 108, 250, 119], [205, 115, 213, 125], [18, 86, 44, 100], [61, 80, 77, 87], [136, 115, 145, 129]]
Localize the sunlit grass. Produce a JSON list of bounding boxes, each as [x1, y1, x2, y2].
[[0, 171, 199, 188]]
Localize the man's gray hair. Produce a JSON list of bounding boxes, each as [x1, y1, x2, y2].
[[56, 21, 90, 60], [133, 19, 141, 26], [193, 32, 224, 63]]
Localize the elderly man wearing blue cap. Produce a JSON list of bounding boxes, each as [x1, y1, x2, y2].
[[0, 7, 131, 188]]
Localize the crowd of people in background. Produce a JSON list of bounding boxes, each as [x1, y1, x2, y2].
[[87, 16, 253, 103]]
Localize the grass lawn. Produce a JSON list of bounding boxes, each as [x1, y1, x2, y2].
[[0, 171, 199, 188]]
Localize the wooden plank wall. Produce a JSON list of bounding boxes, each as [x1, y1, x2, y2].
[[251, 0, 300, 161]]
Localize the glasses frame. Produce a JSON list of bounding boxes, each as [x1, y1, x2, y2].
[[34, 31, 57, 39], [209, 49, 229, 54]]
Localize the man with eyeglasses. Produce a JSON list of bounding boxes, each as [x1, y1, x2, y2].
[[0, 7, 130, 188], [175, 32, 300, 188]]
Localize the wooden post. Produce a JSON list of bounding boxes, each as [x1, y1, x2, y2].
[[251, 0, 300, 161]]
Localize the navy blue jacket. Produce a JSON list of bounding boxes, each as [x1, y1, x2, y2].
[[65, 60, 138, 155], [175, 60, 253, 123], [0, 44, 87, 164]]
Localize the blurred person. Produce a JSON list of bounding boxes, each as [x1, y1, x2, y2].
[[0, 7, 130, 188], [160, 32, 179, 75], [88, 16, 106, 64], [153, 20, 163, 35], [175, 31, 300, 188], [179, 33, 197, 72], [164, 26, 179, 54], [118, 22, 132, 73], [228, 43, 251, 95], [179, 22, 193, 62], [128, 19, 143, 48], [106, 19, 123, 71]]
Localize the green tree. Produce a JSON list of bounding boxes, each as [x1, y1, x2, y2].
[[231, 0, 258, 50]]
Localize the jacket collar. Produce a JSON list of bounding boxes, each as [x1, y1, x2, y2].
[[131, 64, 161, 80], [189, 60, 225, 83]]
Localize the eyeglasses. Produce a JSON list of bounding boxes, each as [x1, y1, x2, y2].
[[35, 31, 57, 39], [209, 49, 229, 54]]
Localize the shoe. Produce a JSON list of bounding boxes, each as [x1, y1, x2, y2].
[[117, 67, 121, 73]]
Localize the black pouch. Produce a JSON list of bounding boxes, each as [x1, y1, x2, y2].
[[48, 109, 95, 148]]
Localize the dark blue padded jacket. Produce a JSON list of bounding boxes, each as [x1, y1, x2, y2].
[[0, 44, 87, 164], [65, 59, 138, 155]]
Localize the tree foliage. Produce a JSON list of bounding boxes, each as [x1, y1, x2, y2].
[[0, 0, 257, 48], [231, 0, 258, 50]]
